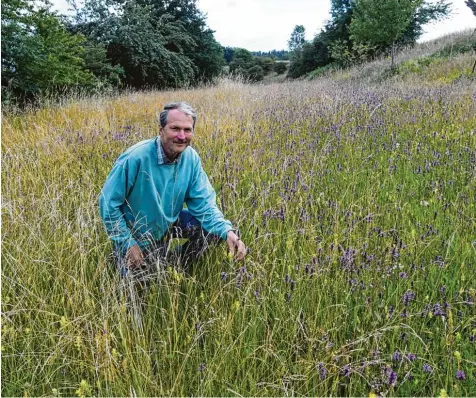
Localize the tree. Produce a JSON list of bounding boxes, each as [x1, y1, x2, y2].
[[223, 47, 235, 63], [273, 62, 288, 74], [229, 48, 254, 73], [350, 0, 419, 68], [247, 65, 264, 82], [288, 25, 306, 52], [397, 0, 451, 45], [2, 0, 94, 104], [466, 0, 476, 16], [68, 0, 224, 88], [287, 0, 450, 79], [256, 57, 275, 74]]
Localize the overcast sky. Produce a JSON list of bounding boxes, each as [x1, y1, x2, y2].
[[53, 0, 476, 51]]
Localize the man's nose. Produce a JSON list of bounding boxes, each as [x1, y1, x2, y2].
[[176, 130, 186, 139]]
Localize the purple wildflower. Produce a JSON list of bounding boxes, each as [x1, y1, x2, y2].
[[318, 362, 328, 379], [387, 368, 397, 386], [392, 350, 401, 362], [342, 364, 351, 377], [198, 363, 206, 372], [407, 353, 416, 361], [423, 363, 433, 373], [456, 370, 466, 380], [388, 305, 394, 317], [402, 290, 416, 306], [433, 304, 444, 316]]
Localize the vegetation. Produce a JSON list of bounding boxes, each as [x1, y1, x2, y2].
[[1, 0, 95, 104], [1, 0, 225, 105], [288, 0, 451, 76], [2, 35, 475, 396]]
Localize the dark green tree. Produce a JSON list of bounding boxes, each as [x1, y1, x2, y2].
[[256, 57, 275, 74], [223, 47, 235, 63], [466, 0, 476, 16], [69, 0, 224, 88], [229, 48, 254, 74], [2, 0, 94, 103], [247, 65, 264, 82], [273, 62, 288, 74]]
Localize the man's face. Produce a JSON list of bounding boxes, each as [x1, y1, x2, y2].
[[159, 109, 194, 159]]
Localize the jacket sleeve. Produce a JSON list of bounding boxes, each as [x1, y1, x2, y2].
[[99, 156, 139, 252], [185, 156, 232, 240]]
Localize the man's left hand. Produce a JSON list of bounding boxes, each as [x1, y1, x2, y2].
[[226, 230, 247, 261]]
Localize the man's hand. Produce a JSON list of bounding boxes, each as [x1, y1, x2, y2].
[[125, 244, 144, 269], [226, 230, 247, 261]]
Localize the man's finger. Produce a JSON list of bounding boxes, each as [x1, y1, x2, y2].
[[235, 241, 246, 260], [227, 239, 236, 258]]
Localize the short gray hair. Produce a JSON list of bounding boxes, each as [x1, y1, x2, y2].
[[158, 102, 197, 128]]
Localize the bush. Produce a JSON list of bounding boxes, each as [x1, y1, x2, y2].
[[274, 62, 288, 74]]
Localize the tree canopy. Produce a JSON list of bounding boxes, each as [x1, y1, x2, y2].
[[2, 0, 94, 103], [288, 0, 451, 77], [2, 0, 226, 105]]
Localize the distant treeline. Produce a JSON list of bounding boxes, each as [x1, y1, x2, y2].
[[252, 50, 289, 60], [2, 0, 466, 106]]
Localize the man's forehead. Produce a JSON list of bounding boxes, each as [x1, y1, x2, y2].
[[167, 109, 194, 121]]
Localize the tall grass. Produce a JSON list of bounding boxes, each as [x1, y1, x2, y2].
[[2, 62, 476, 396]]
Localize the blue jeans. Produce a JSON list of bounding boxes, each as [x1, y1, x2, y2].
[[115, 209, 220, 279]]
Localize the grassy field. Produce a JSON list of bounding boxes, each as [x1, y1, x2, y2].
[[2, 34, 476, 396]]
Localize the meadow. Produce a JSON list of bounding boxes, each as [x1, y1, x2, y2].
[[2, 38, 476, 396]]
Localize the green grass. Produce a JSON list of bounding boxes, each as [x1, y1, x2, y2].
[[2, 62, 476, 397]]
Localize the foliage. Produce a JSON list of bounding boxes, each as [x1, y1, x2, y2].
[[252, 49, 290, 60], [350, 0, 418, 49], [80, 42, 125, 87], [350, 0, 420, 68], [289, 0, 451, 78], [329, 39, 376, 67], [287, 38, 330, 78], [288, 0, 353, 78], [1, 0, 94, 104], [69, 0, 224, 88], [273, 62, 288, 74], [228, 48, 269, 82], [288, 25, 306, 52], [396, 0, 451, 46], [223, 47, 235, 63], [466, 0, 476, 17], [246, 65, 265, 82]]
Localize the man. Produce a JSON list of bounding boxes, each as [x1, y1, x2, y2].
[[100, 102, 246, 279]]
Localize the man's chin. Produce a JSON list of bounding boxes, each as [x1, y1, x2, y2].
[[173, 144, 188, 155]]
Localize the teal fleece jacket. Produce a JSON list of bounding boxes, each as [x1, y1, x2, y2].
[[99, 138, 232, 252]]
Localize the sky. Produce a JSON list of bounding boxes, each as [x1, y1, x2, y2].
[[52, 0, 476, 52]]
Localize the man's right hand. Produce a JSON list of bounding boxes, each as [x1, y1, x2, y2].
[[126, 244, 144, 269]]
